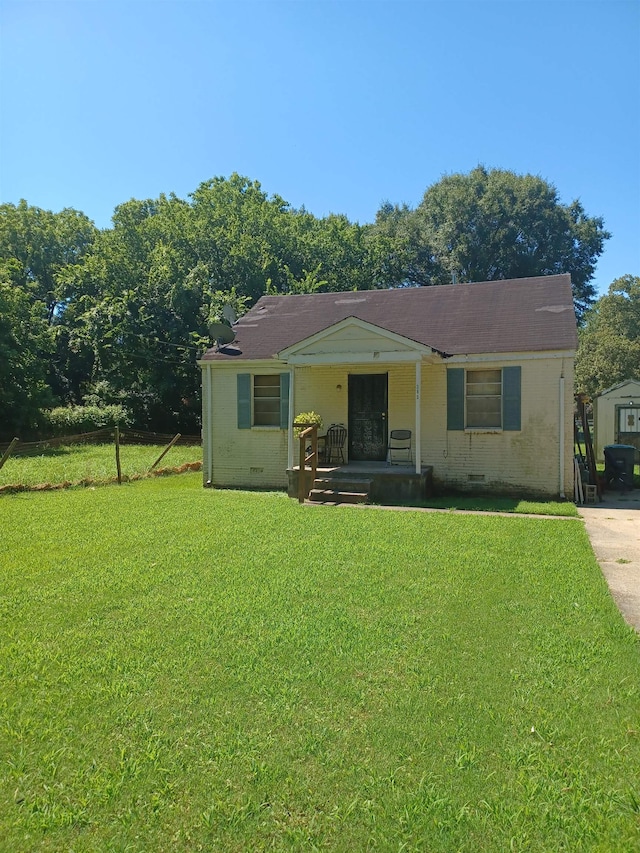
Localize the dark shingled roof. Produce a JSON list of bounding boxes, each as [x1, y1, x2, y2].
[[200, 274, 577, 361]]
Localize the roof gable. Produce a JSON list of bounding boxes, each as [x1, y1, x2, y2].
[[596, 379, 640, 397], [200, 274, 577, 362], [279, 317, 435, 362]]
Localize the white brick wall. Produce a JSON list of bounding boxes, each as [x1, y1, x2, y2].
[[423, 357, 575, 496], [205, 363, 289, 489], [202, 354, 575, 496]]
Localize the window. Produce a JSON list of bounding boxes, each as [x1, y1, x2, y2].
[[447, 366, 521, 431], [253, 375, 281, 426], [466, 369, 502, 428], [237, 373, 290, 429]]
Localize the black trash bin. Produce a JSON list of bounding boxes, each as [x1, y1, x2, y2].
[[603, 444, 636, 490]]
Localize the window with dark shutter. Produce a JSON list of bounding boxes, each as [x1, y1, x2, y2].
[[447, 366, 521, 431]]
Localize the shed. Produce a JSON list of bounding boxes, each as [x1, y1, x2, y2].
[[593, 379, 640, 461]]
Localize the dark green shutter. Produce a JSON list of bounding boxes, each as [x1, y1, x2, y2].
[[237, 373, 251, 429], [503, 366, 521, 431], [279, 372, 290, 429], [447, 368, 465, 430]]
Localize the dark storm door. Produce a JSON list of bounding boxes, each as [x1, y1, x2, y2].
[[348, 374, 388, 461]]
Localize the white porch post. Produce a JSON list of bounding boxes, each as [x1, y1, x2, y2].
[[559, 375, 565, 498], [207, 363, 213, 485], [287, 367, 295, 469], [415, 358, 421, 474]]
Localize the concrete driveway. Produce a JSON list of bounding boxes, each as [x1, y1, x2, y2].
[[579, 489, 640, 632]]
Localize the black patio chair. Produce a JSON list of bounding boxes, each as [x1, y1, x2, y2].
[[324, 424, 347, 465]]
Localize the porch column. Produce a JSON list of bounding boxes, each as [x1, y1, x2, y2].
[[415, 358, 421, 474], [287, 367, 295, 469], [206, 363, 213, 484]]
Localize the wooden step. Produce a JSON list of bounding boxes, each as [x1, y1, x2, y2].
[[308, 488, 369, 504], [308, 477, 372, 504]]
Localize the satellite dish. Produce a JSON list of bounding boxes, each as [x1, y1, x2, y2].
[[222, 304, 237, 325], [209, 322, 236, 349]]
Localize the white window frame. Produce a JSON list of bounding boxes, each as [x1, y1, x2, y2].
[[466, 368, 502, 429], [253, 374, 281, 427]]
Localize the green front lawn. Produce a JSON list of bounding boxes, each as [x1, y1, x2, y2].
[[1, 475, 638, 851]]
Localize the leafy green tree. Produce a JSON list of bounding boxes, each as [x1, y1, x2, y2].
[[0, 201, 98, 413], [371, 167, 610, 319], [0, 261, 53, 437], [576, 275, 640, 397], [296, 213, 376, 293], [366, 201, 436, 287], [190, 175, 378, 298], [190, 175, 291, 301], [70, 196, 204, 431], [0, 200, 96, 322]]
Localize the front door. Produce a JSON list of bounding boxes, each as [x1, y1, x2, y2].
[[348, 374, 388, 461]]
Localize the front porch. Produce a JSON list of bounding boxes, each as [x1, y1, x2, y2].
[[287, 461, 434, 505]]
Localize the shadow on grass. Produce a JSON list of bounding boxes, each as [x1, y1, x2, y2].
[[412, 493, 579, 517], [11, 445, 76, 459]]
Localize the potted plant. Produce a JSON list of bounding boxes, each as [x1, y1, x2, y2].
[[293, 411, 323, 439]]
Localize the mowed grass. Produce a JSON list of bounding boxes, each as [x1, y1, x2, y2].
[[0, 443, 202, 489], [1, 476, 639, 852]]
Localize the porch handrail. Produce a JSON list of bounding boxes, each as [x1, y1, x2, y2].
[[297, 424, 319, 503]]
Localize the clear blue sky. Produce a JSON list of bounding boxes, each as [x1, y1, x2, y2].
[[1, 0, 638, 295]]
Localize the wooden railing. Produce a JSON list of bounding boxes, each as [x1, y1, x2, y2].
[[297, 424, 319, 503]]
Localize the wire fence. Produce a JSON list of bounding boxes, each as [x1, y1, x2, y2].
[[0, 428, 203, 492], [0, 428, 201, 458]]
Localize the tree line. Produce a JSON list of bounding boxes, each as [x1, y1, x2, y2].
[[1, 166, 630, 440]]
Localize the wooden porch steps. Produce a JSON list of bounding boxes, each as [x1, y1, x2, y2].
[[308, 477, 372, 505]]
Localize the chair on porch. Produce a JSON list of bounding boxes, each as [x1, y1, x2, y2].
[[387, 429, 412, 464], [324, 424, 347, 465]]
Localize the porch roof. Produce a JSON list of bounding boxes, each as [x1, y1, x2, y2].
[[200, 274, 577, 362]]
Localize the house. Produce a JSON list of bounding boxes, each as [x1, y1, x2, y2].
[[593, 379, 640, 462], [198, 274, 577, 500]]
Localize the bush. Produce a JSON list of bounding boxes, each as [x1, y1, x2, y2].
[[42, 405, 132, 436]]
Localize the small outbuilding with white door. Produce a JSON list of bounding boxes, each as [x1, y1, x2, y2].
[[593, 379, 640, 462]]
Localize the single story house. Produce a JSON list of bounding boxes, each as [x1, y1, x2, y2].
[[593, 379, 640, 462], [198, 274, 577, 500]]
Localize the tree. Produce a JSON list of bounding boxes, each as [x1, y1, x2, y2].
[[0, 201, 98, 414], [575, 274, 640, 397], [371, 166, 610, 319], [0, 200, 97, 322], [366, 201, 437, 287], [68, 195, 205, 431], [0, 261, 53, 437]]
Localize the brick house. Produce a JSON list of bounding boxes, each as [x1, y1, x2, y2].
[[198, 274, 577, 501]]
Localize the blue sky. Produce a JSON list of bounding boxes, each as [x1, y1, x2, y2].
[[1, 0, 638, 296]]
